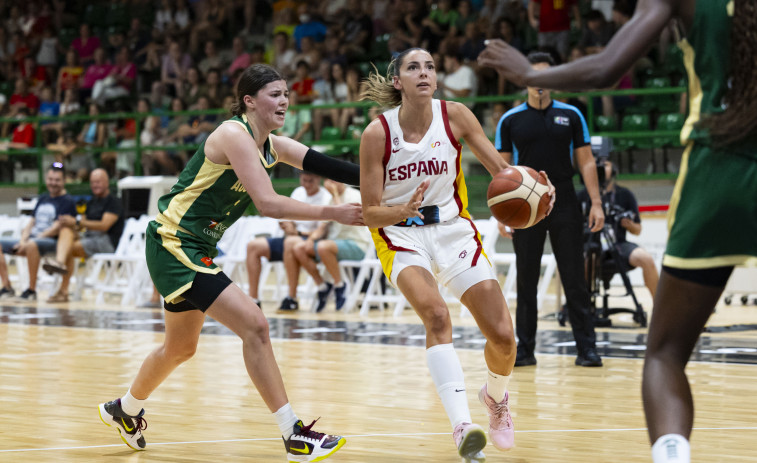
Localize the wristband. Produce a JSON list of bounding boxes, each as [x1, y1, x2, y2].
[[302, 148, 360, 186]]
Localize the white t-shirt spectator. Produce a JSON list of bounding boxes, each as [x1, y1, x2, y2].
[[289, 185, 332, 234], [442, 64, 477, 107], [327, 186, 372, 252]]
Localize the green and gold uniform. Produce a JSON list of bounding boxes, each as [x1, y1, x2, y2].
[[665, 0, 757, 269], [145, 114, 278, 303]]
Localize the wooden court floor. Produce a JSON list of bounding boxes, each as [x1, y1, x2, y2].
[[2, 291, 757, 463]]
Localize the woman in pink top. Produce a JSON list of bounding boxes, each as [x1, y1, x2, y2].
[[71, 24, 101, 66], [80, 48, 113, 103]]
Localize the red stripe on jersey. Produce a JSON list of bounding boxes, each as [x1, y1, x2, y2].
[[378, 114, 392, 185], [378, 227, 413, 252], [461, 215, 482, 266], [440, 100, 462, 151], [440, 101, 464, 214]]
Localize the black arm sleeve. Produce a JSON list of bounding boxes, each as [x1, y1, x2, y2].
[[302, 148, 361, 186]]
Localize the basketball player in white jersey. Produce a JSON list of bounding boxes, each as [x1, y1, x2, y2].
[[359, 48, 554, 461]]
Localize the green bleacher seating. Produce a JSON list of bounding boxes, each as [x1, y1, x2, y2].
[[594, 115, 617, 132], [617, 113, 653, 151], [320, 126, 342, 141], [653, 112, 685, 148]]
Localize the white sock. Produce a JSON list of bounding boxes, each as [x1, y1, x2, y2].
[[120, 389, 146, 417], [335, 282, 345, 289], [274, 403, 299, 440], [652, 434, 690, 463], [318, 282, 329, 291], [486, 369, 510, 403], [426, 343, 472, 429]]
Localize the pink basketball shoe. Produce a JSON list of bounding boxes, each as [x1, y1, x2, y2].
[[478, 385, 514, 450], [453, 422, 487, 460]]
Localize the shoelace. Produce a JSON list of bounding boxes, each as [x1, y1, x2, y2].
[[297, 418, 326, 441], [490, 401, 512, 429], [133, 415, 148, 432]]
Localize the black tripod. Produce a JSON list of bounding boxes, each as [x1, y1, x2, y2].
[[585, 223, 647, 327]]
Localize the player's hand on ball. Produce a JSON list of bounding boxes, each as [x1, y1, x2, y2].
[[538, 170, 556, 215]]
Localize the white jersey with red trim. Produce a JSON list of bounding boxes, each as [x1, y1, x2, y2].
[[378, 99, 469, 223]]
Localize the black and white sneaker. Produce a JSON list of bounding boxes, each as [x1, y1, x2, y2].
[[17, 288, 36, 301], [283, 419, 345, 462], [98, 398, 147, 451], [0, 286, 14, 299], [315, 283, 333, 312], [278, 297, 299, 312]]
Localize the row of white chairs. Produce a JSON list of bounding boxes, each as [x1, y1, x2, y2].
[[1, 213, 560, 316]]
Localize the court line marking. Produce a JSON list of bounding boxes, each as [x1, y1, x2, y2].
[[3, 427, 757, 453]]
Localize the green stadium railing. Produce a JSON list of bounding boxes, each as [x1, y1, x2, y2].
[[0, 86, 686, 195]]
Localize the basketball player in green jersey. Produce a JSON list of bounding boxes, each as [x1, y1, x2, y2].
[[479, 1, 757, 462], [98, 64, 363, 462]]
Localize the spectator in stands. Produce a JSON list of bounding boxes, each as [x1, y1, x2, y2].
[[79, 47, 113, 104], [0, 163, 76, 301], [421, 0, 459, 52], [153, 0, 192, 37], [190, 0, 226, 54], [161, 40, 192, 98], [104, 28, 127, 63], [291, 36, 321, 72], [311, 61, 335, 141], [245, 171, 332, 311], [578, 159, 660, 298], [340, 0, 373, 59], [8, 77, 40, 115], [293, 179, 372, 312], [292, 3, 327, 50], [578, 9, 613, 54], [440, 47, 477, 107], [135, 27, 164, 92], [182, 67, 203, 108], [76, 102, 107, 148], [92, 46, 136, 106], [125, 17, 150, 58], [3, 106, 36, 149], [42, 168, 125, 302], [38, 86, 60, 142], [35, 24, 60, 79], [47, 126, 92, 182], [198, 40, 226, 78], [528, 0, 581, 61], [20, 56, 49, 94], [460, 21, 485, 63], [290, 60, 316, 104], [55, 50, 83, 101], [227, 36, 251, 79], [276, 91, 313, 143], [71, 23, 100, 66], [173, 95, 217, 145], [0, 25, 10, 80], [454, 0, 478, 35], [200, 68, 229, 108], [391, 0, 425, 49], [268, 32, 297, 79]]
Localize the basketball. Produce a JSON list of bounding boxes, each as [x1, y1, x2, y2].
[[487, 166, 550, 229]]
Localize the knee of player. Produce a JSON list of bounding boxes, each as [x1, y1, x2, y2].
[[419, 303, 453, 333], [239, 311, 271, 345], [163, 340, 199, 363]]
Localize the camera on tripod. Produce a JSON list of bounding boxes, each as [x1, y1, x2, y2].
[[575, 144, 648, 327]]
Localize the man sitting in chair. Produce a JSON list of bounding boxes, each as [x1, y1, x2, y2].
[[578, 159, 659, 298], [0, 163, 76, 301], [42, 168, 124, 302], [291, 179, 372, 312]]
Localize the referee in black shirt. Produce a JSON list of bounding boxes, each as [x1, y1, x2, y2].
[[495, 52, 605, 367]]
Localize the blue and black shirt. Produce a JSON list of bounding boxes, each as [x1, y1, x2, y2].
[[495, 100, 590, 187]]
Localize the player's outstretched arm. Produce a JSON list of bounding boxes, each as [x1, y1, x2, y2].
[[478, 0, 677, 90]]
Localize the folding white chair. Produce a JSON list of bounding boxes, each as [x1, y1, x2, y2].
[[81, 215, 152, 306]]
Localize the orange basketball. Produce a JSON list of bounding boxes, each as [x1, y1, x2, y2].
[[487, 166, 550, 229]]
